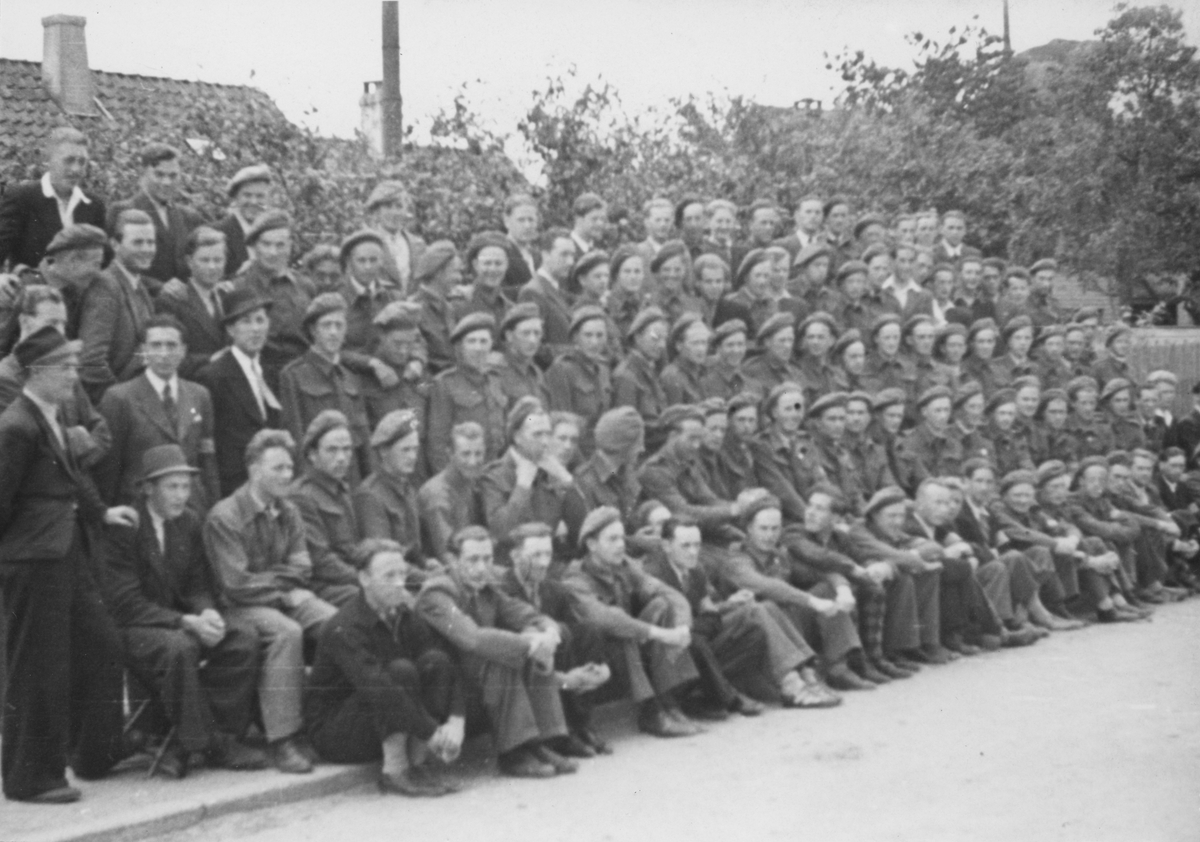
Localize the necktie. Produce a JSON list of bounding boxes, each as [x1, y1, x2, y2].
[[251, 358, 282, 417], [210, 291, 223, 321], [161, 383, 178, 431]]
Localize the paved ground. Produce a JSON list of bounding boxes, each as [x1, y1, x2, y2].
[[135, 600, 1200, 842]]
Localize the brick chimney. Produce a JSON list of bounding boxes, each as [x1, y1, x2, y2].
[[41, 14, 96, 116]]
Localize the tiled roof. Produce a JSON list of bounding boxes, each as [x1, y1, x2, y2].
[[0, 58, 287, 152]]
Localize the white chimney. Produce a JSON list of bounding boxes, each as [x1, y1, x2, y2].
[[42, 14, 96, 116]]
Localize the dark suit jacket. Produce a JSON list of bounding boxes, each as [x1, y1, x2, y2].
[[155, 281, 228, 379], [104, 501, 219, 628], [502, 238, 536, 292], [0, 180, 107, 270], [0, 394, 107, 561], [96, 373, 218, 508], [932, 242, 982, 267], [107, 191, 205, 282], [77, 264, 154, 401], [214, 213, 249, 278], [953, 501, 999, 563], [196, 350, 281, 496], [517, 273, 573, 356]]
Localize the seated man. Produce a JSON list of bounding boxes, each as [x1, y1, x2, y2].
[[418, 421, 487, 567], [1108, 449, 1188, 603], [290, 410, 364, 608], [203, 429, 339, 773], [305, 539, 464, 797], [561, 507, 706, 737], [499, 523, 613, 756], [355, 409, 428, 567], [416, 526, 578, 778], [716, 495, 865, 694], [106, 445, 266, 778], [646, 517, 821, 710]]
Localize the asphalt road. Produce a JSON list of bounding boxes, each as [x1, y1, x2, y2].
[[155, 600, 1200, 842]]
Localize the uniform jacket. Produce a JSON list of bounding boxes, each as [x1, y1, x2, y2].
[[418, 464, 485, 562], [278, 350, 371, 476], [751, 427, 827, 523], [638, 438, 738, 531], [661, 357, 707, 406], [353, 470, 424, 563], [494, 351, 547, 413], [612, 349, 667, 427], [699, 358, 750, 402], [545, 349, 612, 455], [290, 470, 363, 591], [561, 554, 692, 641], [426, 364, 507, 473], [479, 449, 587, 548], [409, 284, 457, 374]]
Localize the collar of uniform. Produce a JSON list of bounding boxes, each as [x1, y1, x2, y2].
[[234, 483, 278, 524], [380, 467, 414, 498], [40, 171, 90, 206], [504, 349, 537, 375], [305, 347, 341, 375], [627, 349, 655, 374], [588, 449, 621, 484], [307, 467, 351, 499]]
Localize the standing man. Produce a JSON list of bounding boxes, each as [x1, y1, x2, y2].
[[501, 194, 540, 295], [336, 229, 404, 355], [214, 164, 272, 278], [518, 229, 576, 362], [364, 181, 426, 297], [636, 197, 676, 268], [932, 210, 981, 268], [108, 143, 204, 283], [203, 428, 339, 774], [773, 195, 825, 262], [409, 241, 463, 375], [0, 127, 106, 271], [0, 327, 135, 803]]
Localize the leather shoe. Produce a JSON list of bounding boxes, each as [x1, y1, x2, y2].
[[977, 634, 1002, 651], [498, 747, 556, 778], [681, 700, 729, 722], [909, 646, 954, 665], [638, 706, 695, 738], [378, 769, 449, 797], [208, 733, 270, 771], [943, 634, 982, 656], [577, 727, 613, 755], [825, 664, 876, 691], [533, 744, 578, 774], [269, 737, 313, 774], [1001, 627, 1041, 646], [19, 785, 82, 804], [732, 692, 766, 716], [857, 662, 892, 684], [550, 733, 596, 759], [872, 659, 911, 679], [153, 744, 190, 780]]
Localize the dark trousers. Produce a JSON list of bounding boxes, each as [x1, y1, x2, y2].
[[554, 620, 607, 732], [939, 557, 1000, 639], [883, 569, 940, 655], [1, 540, 125, 799], [308, 650, 457, 763], [689, 608, 769, 708], [464, 656, 567, 755], [121, 619, 261, 753]]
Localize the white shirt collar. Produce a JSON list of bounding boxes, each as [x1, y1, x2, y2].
[[40, 171, 90, 206], [230, 344, 259, 374], [144, 369, 179, 398], [22, 387, 59, 424]]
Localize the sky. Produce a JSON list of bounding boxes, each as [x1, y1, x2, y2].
[[3, 0, 1199, 142]]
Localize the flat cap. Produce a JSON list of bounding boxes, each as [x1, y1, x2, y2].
[[1035, 459, 1069, 487], [674, 195, 703, 228], [953, 380, 984, 409], [372, 300, 421, 332], [712, 318, 749, 347], [835, 260, 869, 284], [872, 387, 907, 412], [572, 192, 606, 218], [1099, 377, 1134, 404], [226, 164, 272, 197], [651, 240, 689, 274], [1037, 388, 1068, 414], [985, 388, 1018, 415], [570, 305, 609, 337], [1071, 306, 1103, 323], [917, 384, 954, 410], [303, 409, 350, 453], [501, 301, 542, 333], [506, 395, 545, 441], [864, 485, 909, 518], [594, 407, 645, 456], [1001, 314, 1034, 340], [302, 292, 347, 333], [414, 240, 459, 284], [809, 391, 849, 417], [365, 180, 407, 210], [1146, 370, 1177, 386], [999, 469, 1037, 494], [756, 311, 795, 343], [138, 443, 199, 484], [853, 213, 886, 239], [339, 229, 386, 268], [450, 312, 496, 344], [44, 223, 107, 256], [1066, 375, 1099, 397], [14, 325, 81, 371], [735, 249, 772, 287], [626, 306, 668, 341], [1030, 258, 1058, 274], [960, 456, 995, 478], [220, 288, 272, 326], [579, 506, 623, 546], [370, 408, 420, 449], [1105, 323, 1133, 347], [659, 404, 705, 432], [244, 209, 291, 246]]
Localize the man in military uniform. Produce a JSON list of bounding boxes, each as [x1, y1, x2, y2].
[[354, 410, 427, 567], [418, 421, 487, 565], [493, 302, 547, 411], [751, 384, 828, 523], [409, 241, 463, 374], [894, 385, 965, 494], [336, 229, 405, 355], [426, 313, 507, 473], [806, 392, 866, 515]]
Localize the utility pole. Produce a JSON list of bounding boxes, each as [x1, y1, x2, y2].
[[381, 1, 403, 159], [1002, 0, 1013, 58]]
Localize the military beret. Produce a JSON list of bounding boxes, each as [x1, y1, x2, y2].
[[610, 245, 643, 279], [44, 223, 108, 256], [845, 390, 874, 409], [960, 457, 995, 478], [1071, 306, 1103, 323], [982, 256, 1007, 271], [933, 322, 967, 353], [244, 209, 291, 245], [1030, 258, 1058, 274], [414, 240, 459, 284], [651, 240, 689, 274], [1011, 374, 1041, 392], [1107, 449, 1131, 467], [138, 443, 199, 484], [365, 180, 407, 210], [726, 392, 759, 415], [572, 192, 605, 218], [594, 406, 645, 456], [370, 408, 420, 449], [373, 300, 421, 332], [1031, 324, 1065, 349], [220, 288, 273, 326], [14, 325, 81, 371], [1037, 388, 1068, 416], [793, 242, 832, 270], [868, 312, 902, 340], [1098, 377, 1134, 404], [1104, 323, 1133, 347], [1035, 459, 1069, 487], [571, 250, 610, 288], [1146, 370, 1177, 387], [735, 248, 772, 287], [668, 311, 705, 350], [674, 195, 703, 229], [872, 387, 907, 412], [853, 213, 886, 240], [450, 312, 496, 344], [916, 385, 954, 410], [501, 301, 542, 333], [739, 492, 782, 527], [763, 382, 805, 419], [902, 314, 934, 340], [967, 317, 998, 342], [699, 397, 727, 418], [338, 229, 386, 268], [756, 312, 796, 344], [952, 380, 984, 409], [999, 469, 1037, 495], [985, 388, 1018, 415], [1066, 375, 1099, 397], [835, 260, 869, 286], [302, 292, 348, 333], [1001, 314, 1034, 341], [863, 486, 909, 518], [226, 164, 272, 197], [809, 391, 849, 417], [659, 404, 705, 432], [570, 305, 609, 337], [464, 231, 510, 268], [579, 506, 623, 546], [1005, 265, 1031, 282], [832, 328, 865, 359], [1073, 455, 1109, 486], [711, 318, 749, 347], [798, 311, 837, 339], [506, 395, 545, 441], [303, 409, 350, 453]]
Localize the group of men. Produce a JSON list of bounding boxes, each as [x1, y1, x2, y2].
[[0, 125, 1197, 804]]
